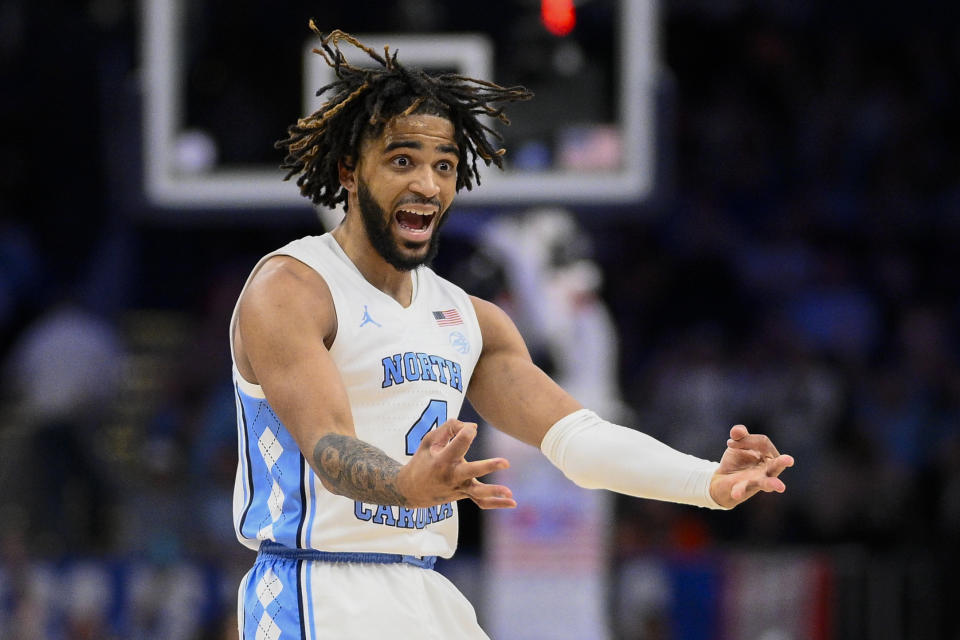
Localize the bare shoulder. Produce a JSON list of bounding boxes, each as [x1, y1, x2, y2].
[[469, 296, 530, 358], [246, 256, 333, 309], [247, 255, 331, 299], [469, 295, 508, 327], [238, 255, 338, 349]]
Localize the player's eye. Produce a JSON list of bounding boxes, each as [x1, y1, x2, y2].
[[392, 156, 411, 167], [437, 160, 454, 172]]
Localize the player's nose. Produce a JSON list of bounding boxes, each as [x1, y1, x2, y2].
[[409, 166, 440, 199]]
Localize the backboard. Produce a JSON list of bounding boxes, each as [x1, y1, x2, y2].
[[141, 0, 659, 211]]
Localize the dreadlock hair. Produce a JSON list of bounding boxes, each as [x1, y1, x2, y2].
[[275, 23, 533, 208]]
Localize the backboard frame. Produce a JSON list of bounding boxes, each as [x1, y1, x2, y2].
[[141, 0, 659, 210]]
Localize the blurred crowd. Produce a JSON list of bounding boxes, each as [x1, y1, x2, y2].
[[601, 1, 960, 554], [1, 0, 959, 638]]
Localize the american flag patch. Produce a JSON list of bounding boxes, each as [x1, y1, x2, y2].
[[432, 308, 463, 326]]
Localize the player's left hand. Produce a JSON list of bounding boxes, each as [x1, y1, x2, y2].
[[708, 424, 794, 509]]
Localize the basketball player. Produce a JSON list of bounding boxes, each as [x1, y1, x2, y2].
[[230, 26, 794, 639]]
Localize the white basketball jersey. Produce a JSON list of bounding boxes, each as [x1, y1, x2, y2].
[[230, 233, 482, 559]]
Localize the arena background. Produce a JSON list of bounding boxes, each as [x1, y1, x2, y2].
[[1, 1, 958, 638]]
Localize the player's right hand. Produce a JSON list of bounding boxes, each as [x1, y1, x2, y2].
[[397, 419, 516, 509]]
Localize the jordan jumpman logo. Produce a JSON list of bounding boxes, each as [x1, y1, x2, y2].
[[360, 305, 381, 328]]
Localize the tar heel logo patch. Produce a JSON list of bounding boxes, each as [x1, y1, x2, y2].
[[359, 305, 381, 328], [449, 330, 470, 354]]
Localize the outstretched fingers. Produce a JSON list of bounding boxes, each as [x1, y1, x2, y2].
[[727, 424, 781, 458], [730, 463, 792, 500], [714, 428, 795, 507], [767, 453, 795, 477], [437, 422, 514, 506], [419, 419, 464, 451], [419, 420, 484, 461], [418, 416, 512, 486], [454, 456, 511, 484], [463, 479, 517, 509], [431, 420, 512, 477]]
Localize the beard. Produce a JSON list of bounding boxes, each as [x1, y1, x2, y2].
[[357, 178, 444, 272]]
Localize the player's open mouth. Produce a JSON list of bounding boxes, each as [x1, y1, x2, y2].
[[395, 209, 436, 234]]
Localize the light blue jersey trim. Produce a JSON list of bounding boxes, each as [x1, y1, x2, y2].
[[305, 472, 317, 548], [303, 560, 316, 640], [235, 384, 307, 546]]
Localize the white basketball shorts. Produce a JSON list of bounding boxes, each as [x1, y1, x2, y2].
[[238, 544, 489, 639]]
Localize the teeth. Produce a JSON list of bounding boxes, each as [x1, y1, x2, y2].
[[396, 209, 435, 232]]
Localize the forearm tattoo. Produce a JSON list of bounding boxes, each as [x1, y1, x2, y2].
[[313, 433, 409, 506]]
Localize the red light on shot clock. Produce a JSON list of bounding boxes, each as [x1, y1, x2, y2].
[[542, 0, 576, 36]]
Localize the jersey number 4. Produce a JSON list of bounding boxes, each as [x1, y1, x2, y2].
[[405, 399, 448, 455]]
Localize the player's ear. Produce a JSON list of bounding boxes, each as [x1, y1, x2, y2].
[[338, 157, 357, 192]]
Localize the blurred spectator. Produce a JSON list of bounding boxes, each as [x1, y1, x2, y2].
[[1, 301, 123, 555]]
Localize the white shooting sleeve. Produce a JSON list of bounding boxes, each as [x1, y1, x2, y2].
[[540, 409, 728, 509]]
